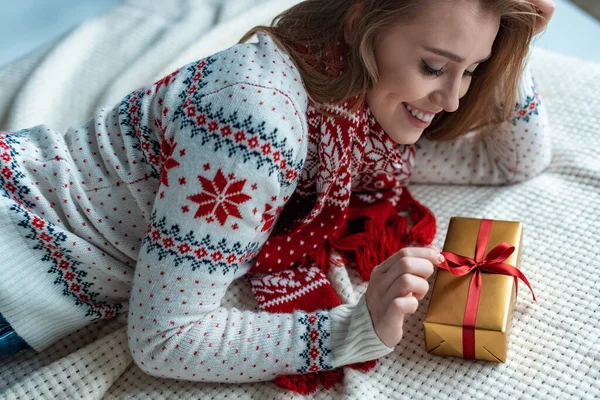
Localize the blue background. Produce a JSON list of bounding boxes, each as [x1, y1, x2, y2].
[[0, 0, 599, 69]]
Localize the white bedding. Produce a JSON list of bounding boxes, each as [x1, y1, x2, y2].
[[0, 0, 599, 399]]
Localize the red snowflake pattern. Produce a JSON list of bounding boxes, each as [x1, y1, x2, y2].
[[260, 203, 282, 232], [159, 137, 181, 187], [188, 169, 252, 225], [154, 68, 180, 93]]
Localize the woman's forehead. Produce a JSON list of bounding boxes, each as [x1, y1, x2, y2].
[[384, 1, 500, 64]]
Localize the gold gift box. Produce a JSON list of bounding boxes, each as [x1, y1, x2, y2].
[[423, 217, 523, 362]]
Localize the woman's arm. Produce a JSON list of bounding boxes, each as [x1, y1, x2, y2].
[[127, 65, 392, 383], [411, 65, 552, 185]]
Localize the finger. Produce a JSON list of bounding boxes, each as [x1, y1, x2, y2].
[[528, 0, 555, 14], [539, 0, 556, 23], [530, 0, 555, 34], [538, 0, 556, 15], [385, 273, 430, 303], [387, 295, 419, 317], [427, 243, 440, 253], [384, 257, 435, 294], [378, 247, 443, 275]]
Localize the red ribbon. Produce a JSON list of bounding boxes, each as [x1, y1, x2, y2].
[[437, 219, 537, 359]]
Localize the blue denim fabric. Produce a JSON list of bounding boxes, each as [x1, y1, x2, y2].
[[0, 312, 30, 355]]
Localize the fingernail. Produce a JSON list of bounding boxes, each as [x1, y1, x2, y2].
[[438, 254, 445, 263]]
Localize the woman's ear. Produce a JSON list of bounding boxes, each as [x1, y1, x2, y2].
[[344, 2, 364, 46]]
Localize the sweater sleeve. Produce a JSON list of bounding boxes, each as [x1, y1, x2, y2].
[[127, 63, 393, 383], [411, 65, 552, 185]]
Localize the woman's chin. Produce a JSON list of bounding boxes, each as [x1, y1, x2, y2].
[[385, 128, 423, 145]]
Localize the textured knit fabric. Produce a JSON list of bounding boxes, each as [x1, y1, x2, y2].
[[0, 25, 546, 386], [248, 96, 437, 393], [0, 31, 395, 381], [1, 1, 598, 399]]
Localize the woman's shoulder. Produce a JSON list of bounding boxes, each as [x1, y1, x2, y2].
[[190, 32, 308, 113], [160, 33, 310, 167]]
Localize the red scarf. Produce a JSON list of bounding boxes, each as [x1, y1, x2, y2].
[[248, 98, 437, 394]]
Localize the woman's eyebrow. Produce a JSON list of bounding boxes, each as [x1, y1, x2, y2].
[[423, 46, 491, 64]]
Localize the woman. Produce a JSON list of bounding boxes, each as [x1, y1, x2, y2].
[[0, 0, 554, 394]]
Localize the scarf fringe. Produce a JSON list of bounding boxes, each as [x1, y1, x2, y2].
[[274, 369, 344, 395], [348, 359, 378, 372], [402, 189, 437, 246], [311, 189, 437, 281], [273, 360, 378, 395], [329, 216, 403, 281]]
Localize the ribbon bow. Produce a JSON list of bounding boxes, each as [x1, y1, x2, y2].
[[437, 219, 536, 359]]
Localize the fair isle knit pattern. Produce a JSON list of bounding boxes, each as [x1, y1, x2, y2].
[[256, 102, 415, 271], [249, 95, 438, 392], [0, 33, 394, 386], [0, 29, 547, 393]]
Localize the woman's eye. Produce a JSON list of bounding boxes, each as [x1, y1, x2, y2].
[[421, 60, 477, 79], [421, 61, 443, 77]]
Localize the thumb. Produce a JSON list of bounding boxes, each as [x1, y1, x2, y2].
[[427, 243, 445, 266], [427, 243, 440, 252]]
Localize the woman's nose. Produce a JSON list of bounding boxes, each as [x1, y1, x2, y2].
[[432, 77, 463, 113]]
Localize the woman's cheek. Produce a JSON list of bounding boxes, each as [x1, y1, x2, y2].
[[459, 79, 472, 99], [400, 75, 432, 103]]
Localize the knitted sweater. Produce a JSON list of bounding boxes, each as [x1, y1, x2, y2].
[[0, 32, 550, 382]]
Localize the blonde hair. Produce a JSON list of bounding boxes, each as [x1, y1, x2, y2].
[[240, 0, 538, 140]]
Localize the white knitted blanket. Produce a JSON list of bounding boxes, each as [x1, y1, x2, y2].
[[0, 0, 599, 399]]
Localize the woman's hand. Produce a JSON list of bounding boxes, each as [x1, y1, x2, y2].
[[365, 244, 444, 348], [529, 0, 556, 36]]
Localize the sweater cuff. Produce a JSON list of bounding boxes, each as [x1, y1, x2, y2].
[[329, 294, 394, 368]]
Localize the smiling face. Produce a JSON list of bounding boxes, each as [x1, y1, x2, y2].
[[364, 0, 501, 144]]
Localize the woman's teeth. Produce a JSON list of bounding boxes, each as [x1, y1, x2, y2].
[[404, 104, 435, 123]]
